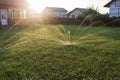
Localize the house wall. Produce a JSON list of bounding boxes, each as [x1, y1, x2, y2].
[[0, 7, 26, 26], [68, 10, 82, 18], [43, 11, 67, 18], [109, 0, 120, 17], [53, 12, 67, 18]]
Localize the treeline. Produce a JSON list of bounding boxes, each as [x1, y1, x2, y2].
[[13, 8, 120, 27], [76, 8, 120, 27], [40, 8, 120, 27]]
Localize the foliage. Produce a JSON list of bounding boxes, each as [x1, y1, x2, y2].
[[77, 8, 100, 20], [77, 8, 120, 27]]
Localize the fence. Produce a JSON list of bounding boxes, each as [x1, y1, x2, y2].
[[5, 17, 120, 27]]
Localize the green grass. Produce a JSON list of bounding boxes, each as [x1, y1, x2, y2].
[[0, 25, 120, 80]]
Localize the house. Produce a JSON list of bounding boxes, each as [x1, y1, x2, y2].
[[104, 0, 120, 17], [68, 8, 88, 18], [41, 7, 68, 18], [0, 0, 29, 26]]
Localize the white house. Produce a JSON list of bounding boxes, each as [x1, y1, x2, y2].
[[41, 7, 67, 18], [68, 8, 87, 18], [104, 0, 120, 17]]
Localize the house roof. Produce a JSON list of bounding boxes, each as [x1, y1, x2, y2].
[[104, 0, 116, 7], [42, 7, 68, 12], [0, 0, 29, 8], [68, 8, 88, 15], [75, 8, 87, 12]]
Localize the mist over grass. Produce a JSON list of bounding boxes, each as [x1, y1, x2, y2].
[[0, 25, 120, 80]]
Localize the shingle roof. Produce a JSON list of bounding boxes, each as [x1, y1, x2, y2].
[[104, 0, 116, 7], [42, 7, 68, 12], [75, 8, 87, 12], [68, 8, 88, 15], [0, 0, 29, 7]]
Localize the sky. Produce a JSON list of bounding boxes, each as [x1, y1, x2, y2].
[[27, 0, 111, 13]]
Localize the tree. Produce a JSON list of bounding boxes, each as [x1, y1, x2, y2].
[[77, 8, 100, 20]]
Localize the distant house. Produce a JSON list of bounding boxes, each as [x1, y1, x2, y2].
[[0, 0, 29, 26], [68, 8, 88, 18], [42, 7, 68, 18], [104, 0, 120, 17]]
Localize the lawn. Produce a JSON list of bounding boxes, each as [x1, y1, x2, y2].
[[0, 25, 120, 80]]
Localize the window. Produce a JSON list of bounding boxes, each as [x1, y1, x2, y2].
[[12, 9, 16, 19], [0, 9, 7, 20], [19, 10, 25, 19], [63, 15, 66, 18], [72, 15, 75, 18], [0, 9, 8, 25], [9, 9, 16, 19]]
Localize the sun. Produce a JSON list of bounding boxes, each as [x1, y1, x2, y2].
[[27, 0, 44, 12], [27, 0, 77, 13]]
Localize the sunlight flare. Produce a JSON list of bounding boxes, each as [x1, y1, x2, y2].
[[27, 0, 43, 12]]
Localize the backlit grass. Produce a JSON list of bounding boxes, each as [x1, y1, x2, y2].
[[0, 25, 120, 80]]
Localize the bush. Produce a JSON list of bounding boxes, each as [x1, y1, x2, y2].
[[77, 8, 120, 27]]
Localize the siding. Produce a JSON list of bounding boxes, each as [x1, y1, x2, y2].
[[68, 10, 82, 18], [43, 11, 66, 18], [109, 0, 120, 17], [42, 7, 67, 18]]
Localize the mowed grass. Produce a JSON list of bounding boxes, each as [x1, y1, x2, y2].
[[0, 25, 120, 80]]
